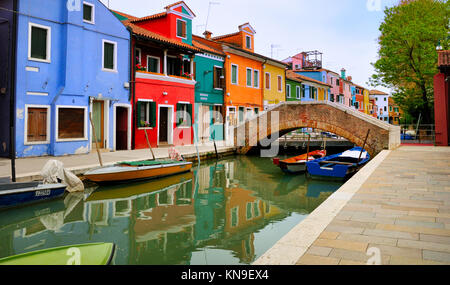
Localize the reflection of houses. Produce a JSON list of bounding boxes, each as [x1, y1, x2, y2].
[[193, 164, 226, 245]]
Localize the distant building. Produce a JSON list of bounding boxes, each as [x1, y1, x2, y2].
[[434, 50, 449, 146], [388, 97, 404, 125], [370, 89, 390, 122]]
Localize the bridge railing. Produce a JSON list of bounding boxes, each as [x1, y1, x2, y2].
[[400, 124, 435, 145]]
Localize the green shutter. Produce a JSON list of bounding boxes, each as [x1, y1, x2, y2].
[[136, 101, 142, 128], [176, 103, 182, 127], [31, 26, 47, 60], [187, 104, 192, 127], [104, 42, 114, 70], [150, 102, 156, 127]]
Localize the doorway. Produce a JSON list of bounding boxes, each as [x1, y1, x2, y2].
[[92, 100, 105, 149], [199, 105, 210, 143], [158, 106, 173, 145], [115, 107, 128, 150]]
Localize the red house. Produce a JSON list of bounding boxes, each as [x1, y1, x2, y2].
[[434, 50, 450, 146], [114, 2, 200, 148]]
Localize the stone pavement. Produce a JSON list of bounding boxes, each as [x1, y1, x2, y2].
[[0, 142, 235, 181], [254, 146, 450, 265]]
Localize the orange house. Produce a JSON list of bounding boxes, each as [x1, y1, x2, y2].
[[205, 23, 265, 142]]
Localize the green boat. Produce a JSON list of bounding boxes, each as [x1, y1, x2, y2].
[[0, 243, 115, 265]]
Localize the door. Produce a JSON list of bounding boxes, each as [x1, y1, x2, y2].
[[159, 107, 169, 144], [200, 105, 210, 143], [116, 107, 128, 150], [92, 100, 104, 149]]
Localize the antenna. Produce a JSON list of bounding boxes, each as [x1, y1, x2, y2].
[[205, 1, 220, 32], [196, 25, 206, 34], [270, 44, 281, 58]]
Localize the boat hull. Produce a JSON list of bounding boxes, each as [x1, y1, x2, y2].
[[279, 161, 307, 174], [275, 150, 326, 174], [0, 183, 66, 210], [306, 147, 370, 180], [0, 243, 115, 265], [84, 162, 192, 183]]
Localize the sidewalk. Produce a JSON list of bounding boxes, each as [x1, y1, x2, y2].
[[254, 146, 450, 265], [0, 143, 236, 182]]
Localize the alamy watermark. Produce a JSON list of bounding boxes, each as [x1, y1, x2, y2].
[[67, 0, 81, 12], [367, 0, 382, 12]]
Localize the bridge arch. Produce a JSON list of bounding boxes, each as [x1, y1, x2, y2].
[[234, 101, 401, 157]]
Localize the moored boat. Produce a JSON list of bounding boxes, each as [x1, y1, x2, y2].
[[0, 182, 67, 210], [273, 150, 326, 174], [0, 242, 115, 265], [306, 147, 370, 180], [83, 160, 193, 184]]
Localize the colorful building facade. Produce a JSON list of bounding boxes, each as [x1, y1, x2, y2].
[[434, 50, 449, 146], [263, 60, 287, 109], [388, 97, 404, 125], [285, 71, 331, 102], [4, 0, 131, 158], [370, 89, 390, 122], [192, 35, 225, 143], [115, 2, 200, 148]]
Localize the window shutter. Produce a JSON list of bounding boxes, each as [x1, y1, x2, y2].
[[136, 101, 142, 128], [31, 26, 47, 60], [193, 62, 196, 80], [220, 68, 225, 89], [176, 103, 182, 127], [150, 102, 156, 127], [187, 104, 192, 127], [213, 67, 218, 89], [182, 21, 187, 38]]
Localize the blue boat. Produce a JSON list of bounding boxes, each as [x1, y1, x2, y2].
[[306, 147, 370, 180], [0, 181, 67, 210]]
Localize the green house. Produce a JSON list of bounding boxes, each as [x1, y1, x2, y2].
[[192, 35, 225, 143]]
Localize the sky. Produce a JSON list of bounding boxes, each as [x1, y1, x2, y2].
[[100, 0, 400, 93]]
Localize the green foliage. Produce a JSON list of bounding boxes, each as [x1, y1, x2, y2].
[[369, 0, 450, 123]]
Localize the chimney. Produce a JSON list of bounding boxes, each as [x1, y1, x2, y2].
[[203, 30, 213, 40], [347, 76, 352, 81], [341, 68, 346, 79]]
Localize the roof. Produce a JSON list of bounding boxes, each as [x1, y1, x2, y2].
[[222, 43, 288, 67], [296, 68, 340, 76], [111, 10, 139, 21], [129, 11, 167, 23], [211, 32, 241, 41], [164, 1, 196, 17], [192, 35, 225, 56], [438, 50, 450, 67], [369, 89, 389, 96], [124, 21, 201, 53], [286, 70, 332, 87]]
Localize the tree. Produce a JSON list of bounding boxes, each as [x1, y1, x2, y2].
[[369, 0, 450, 124]]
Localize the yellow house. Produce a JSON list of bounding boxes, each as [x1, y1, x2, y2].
[[363, 88, 370, 115], [263, 60, 287, 110]]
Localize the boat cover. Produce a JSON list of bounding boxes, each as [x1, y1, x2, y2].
[[118, 160, 183, 167], [41, 160, 84, 193], [339, 150, 368, 159]]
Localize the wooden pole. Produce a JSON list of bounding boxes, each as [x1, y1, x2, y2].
[[306, 133, 311, 162], [212, 131, 218, 160], [89, 113, 103, 167], [358, 129, 370, 162], [144, 129, 156, 161]]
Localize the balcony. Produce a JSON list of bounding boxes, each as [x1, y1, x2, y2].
[[136, 70, 196, 86]]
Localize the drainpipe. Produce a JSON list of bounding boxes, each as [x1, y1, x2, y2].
[[127, 27, 135, 150], [9, 0, 18, 181]]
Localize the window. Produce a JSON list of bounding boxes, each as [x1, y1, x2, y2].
[[26, 106, 49, 144], [213, 105, 222, 124], [336, 78, 339, 86], [102, 40, 117, 71], [176, 19, 187, 39], [354, 101, 359, 109], [83, 2, 95, 24], [231, 207, 238, 227], [246, 202, 253, 220], [310, 87, 316, 99], [137, 101, 156, 128], [253, 201, 260, 217], [167, 56, 181, 76], [57, 107, 86, 140], [253, 70, 259, 88], [330, 93, 335, 102], [389, 106, 393, 112], [265, 72, 270, 90], [301, 85, 306, 98], [277, 76, 282, 92], [245, 35, 251, 49], [296, 86, 301, 99], [246, 68, 252, 87], [376, 97, 378, 101], [147, 56, 160, 73], [238, 107, 245, 123], [286, 84, 291, 98], [135, 48, 141, 64], [231, 64, 238, 85], [28, 23, 51, 62], [394, 107, 399, 113], [213, 66, 224, 89], [384, 97, 387, 101], [254, 108, 259, 115], [176, 103, 192, 127]]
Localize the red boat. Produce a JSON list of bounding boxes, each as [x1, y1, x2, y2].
[[273, 150, 326, 174]]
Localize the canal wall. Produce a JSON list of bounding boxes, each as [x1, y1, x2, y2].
[[0, 145, 236, 183]]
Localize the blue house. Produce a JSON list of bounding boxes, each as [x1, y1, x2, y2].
[[2, 0, 131, 158]]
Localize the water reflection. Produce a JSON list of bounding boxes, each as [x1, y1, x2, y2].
[[0, 156, 343, 265]]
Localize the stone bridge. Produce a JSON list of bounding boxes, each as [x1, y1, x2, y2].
[[233, 101, 401, 157]]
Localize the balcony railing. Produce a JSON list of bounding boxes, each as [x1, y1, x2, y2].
[[136, 70, 195, 85]]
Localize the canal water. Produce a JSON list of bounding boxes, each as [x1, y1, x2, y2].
[[0, 153, 345, 265]]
